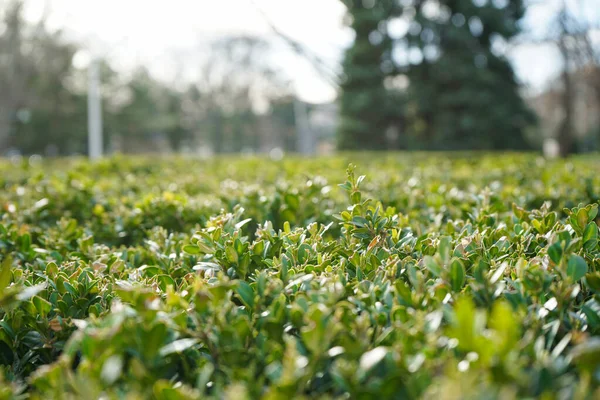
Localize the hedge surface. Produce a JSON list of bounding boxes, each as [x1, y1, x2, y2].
[[0, 153, 599, 399]]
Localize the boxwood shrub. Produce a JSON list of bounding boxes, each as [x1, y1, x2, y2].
[[0, 153, 599, 399]]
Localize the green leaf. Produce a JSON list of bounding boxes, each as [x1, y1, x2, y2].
[[423, 256, 441, 277], [32, 296, 52, 318], [63, 281, 78, 297], [297, 243, 313, 264], [281, 254, 290, 282], [156, 275, 176, 291], [449, 258, 465, 292], [351, 216, 368, 228], [548, 242, 563, 265], [0, 256, 12, 295], [584, 273, 600, 292], [438, 236, 452, 264], [196, 241, 215, 254], [581, 305, 600, 330], [557, 230, 572, 246], [577, 209, 589, 231], [545, 212, 557, 229], [45, 261, 58, 278], [182, 244, 200, 255], [237, 253, 250, 279], [338, 181, 352, 191], [253, 240, 265, 256], [19, 233, 31, 253], [225, 246, 239, 264], [283, 221, 291, 233], [567, 255, 588, 282], [589, 205, 598, 221], [236, 281, 254, 309], [532, 219, 544, 234], [583, 222, 598, 252]]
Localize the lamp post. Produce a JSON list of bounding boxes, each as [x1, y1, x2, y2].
[[295, 97, 315, 155], [87, 57, 103, 160]]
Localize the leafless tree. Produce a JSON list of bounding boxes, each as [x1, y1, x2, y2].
[[527, 0, 600, 156], [0, 0, 54, 152]]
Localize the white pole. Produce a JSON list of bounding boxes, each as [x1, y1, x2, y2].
[[88, 58, 103, 160], [294, 97, 314, 155], [543, 137, 560, 159]]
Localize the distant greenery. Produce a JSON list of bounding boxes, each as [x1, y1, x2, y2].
[[4, 0, 541, 156], [0, 153, 600, 398]]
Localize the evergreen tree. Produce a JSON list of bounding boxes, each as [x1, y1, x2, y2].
[[404, 0, 535, 150], [338, 0, 399, 150]]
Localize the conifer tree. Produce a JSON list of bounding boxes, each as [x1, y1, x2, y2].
[[338, 0, 398, 150]]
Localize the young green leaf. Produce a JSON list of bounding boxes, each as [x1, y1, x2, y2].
[[182, 244, 200, 255]]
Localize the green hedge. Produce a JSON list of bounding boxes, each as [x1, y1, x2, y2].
[[0, 153, 599, 399]]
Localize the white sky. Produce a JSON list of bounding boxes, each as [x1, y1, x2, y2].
[[22, 0, 599, 103]]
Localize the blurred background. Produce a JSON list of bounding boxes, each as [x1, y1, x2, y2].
[[0, 0, 598, 158]]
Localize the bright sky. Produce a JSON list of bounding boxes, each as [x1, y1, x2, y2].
[[22, 0, 599, 103]]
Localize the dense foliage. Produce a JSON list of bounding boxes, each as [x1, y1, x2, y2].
[[1, 153, 600, 399]]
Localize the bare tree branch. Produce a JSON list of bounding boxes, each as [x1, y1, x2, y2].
[[249, 0, 340, 89]]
